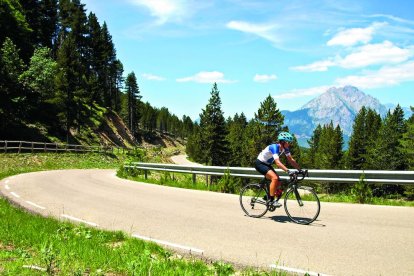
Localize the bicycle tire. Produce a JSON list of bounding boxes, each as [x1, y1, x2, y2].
[[240, 184, 268, 218], [284, 186, 320, 225]]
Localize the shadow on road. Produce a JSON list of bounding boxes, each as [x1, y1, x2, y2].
[[268, 215, 326, 227]]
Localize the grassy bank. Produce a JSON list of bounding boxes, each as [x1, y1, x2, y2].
[[0, 153, 283, 275]]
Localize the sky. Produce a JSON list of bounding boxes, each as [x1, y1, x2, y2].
[[82, 0, 414, 120]]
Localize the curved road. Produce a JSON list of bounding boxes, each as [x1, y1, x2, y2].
[[1, 170, 414, 276]]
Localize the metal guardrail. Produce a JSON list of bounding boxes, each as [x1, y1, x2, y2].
[[0, 140, 131, 154], [124, 162, 414, 185]]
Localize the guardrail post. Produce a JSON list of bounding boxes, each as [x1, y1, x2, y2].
[[192, 173, 196, 184], [4, 140, 7, 153], [31, 142, 34, 153], [18, 141, 22, 154], [144, 170, 148, 180], [44, 143, 46, 152]]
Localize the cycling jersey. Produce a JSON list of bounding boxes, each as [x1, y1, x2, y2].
[[257, 143, 290, 165]]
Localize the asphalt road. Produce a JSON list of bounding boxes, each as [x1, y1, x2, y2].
[[1, 169, 414, 276]]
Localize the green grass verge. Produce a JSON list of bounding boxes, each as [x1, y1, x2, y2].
[[0, 153, 284, 275]]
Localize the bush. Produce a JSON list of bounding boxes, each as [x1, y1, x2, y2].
[[217, 170, 240, 194], [351, 173, 372, 203]]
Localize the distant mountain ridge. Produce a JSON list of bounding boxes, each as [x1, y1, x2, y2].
[[281, 86, 407, 147]]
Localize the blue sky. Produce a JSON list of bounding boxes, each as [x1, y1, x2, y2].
[[82, 0, 414, 120]]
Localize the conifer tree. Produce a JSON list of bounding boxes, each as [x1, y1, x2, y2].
[[55, 34, 80, 141], [367, 106, 407, 170], [255, 95, 284, 146], [348, 107, 381, 169], [401, 107, 414, 169], [0, 37, 26, 132], [0, 0, 32, 61], [227, 113, 247, 166], [198, 83, 229, 165], [125, 72, 141, 135], [314, 122, 343, 169], [306, 124, 322, 168]]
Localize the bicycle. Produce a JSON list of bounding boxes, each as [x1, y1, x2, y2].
[[239, 170, 320, 225]]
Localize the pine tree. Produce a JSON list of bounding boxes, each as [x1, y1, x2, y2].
[[125, 72, 141, 135], [254, 94, 284, 146], [182, 115, 194, 138], [198, 83, 229, 166], [20, 0, 58, 50], [333, 124, 344, 169], [306, 124, 322, 168], [314, 122, 343, 169], [401, 107, 414, 169], [348, 107, 381, 169], [367, 106, 407, 170], [0, 0, 32, 61], [227, 113, 247, 166], [0, 37, 26, 133], [54, 34, 79, 141]]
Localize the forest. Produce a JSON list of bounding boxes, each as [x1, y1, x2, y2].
[[0, 0, 194, 143], [1, 0, 413, 175]]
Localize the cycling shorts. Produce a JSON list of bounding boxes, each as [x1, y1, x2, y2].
[[255, 159, 280, 180]]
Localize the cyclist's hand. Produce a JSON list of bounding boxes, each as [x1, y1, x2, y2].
[[287, 169, 296, 176]]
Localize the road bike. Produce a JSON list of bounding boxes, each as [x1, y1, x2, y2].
[[239, 170, 320, 225]]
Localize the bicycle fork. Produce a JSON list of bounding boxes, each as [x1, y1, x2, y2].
[[293, 186, 304, 207]]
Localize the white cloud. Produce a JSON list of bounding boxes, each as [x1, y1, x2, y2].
[[226, 21, 280, 44], [291, 60, 336, 72], [274, 86, 331, 99], [129, 0, 190, 24], [254, 74, 277, 82], [280, 61, 414, 99], [327, 22, 386, 47], [176, 71, 236, 83], [142, 73, 165, 81], [292, 41, 414, 72], [338, 41, 413, 68], [335, 60, 414, 89]]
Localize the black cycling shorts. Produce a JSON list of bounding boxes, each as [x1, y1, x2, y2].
[[255, 159, 280, 180]]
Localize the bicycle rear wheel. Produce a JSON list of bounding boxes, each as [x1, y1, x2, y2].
[[284, 186, 320, 225], [240, 184, 268, 218]]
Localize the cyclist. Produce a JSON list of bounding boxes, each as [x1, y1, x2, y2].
[[255, 131, 302, 207]]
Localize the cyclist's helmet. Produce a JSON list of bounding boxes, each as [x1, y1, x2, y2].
[[278, 131, 294, 143]]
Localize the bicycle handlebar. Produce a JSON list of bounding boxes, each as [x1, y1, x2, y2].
[[289, 169, 308, 182]]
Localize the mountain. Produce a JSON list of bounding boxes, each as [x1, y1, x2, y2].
[[282, 86, 390, 147]]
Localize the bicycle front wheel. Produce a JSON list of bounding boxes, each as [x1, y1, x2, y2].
[[240, 184, 268, 218], [284, 186, 320, 225]]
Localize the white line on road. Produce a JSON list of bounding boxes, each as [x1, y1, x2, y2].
[[25, 201, 46, 210], [132, 234, 204, 254], [5, 180, 9, 184], [5, 185, 10, 190], [10, 192, 20, 198], [270, 264, 330, 276], [61, 214, 98, 227]]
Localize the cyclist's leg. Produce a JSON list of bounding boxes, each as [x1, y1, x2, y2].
[[266, 168, 281, 199]]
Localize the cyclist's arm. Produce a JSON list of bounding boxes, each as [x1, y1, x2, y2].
[[274, 158, 289, 173], [286, 154, 301, 170]]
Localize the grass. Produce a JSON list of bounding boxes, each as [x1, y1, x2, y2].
[[0, 153, 286, 275]]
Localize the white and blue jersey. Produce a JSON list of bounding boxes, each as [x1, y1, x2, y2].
[[257, 144, 291, 165]]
